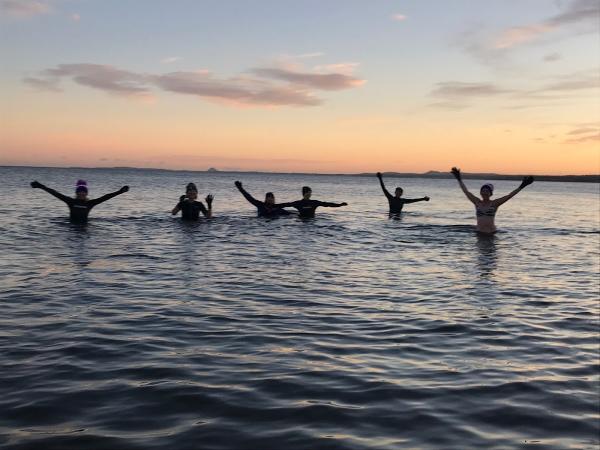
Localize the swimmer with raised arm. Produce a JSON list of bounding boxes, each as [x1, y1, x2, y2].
[[234, 181, 290, 217], [277, 186, 347, 218], [172, 183, 213, 220], [30, 179, 129, 223], [376, 172, 430, 214], [451, 167, 534, 234]]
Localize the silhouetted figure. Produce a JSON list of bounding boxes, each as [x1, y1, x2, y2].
[[277, 186, 347, 218], [172, 182, 213, 220], [30, 180, 129, 223], [451, 167, 534, 234], [234, 181, 290, 217], [376, 172, 430, 214]]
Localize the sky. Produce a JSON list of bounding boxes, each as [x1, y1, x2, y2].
[[0, 0, 599, 174]]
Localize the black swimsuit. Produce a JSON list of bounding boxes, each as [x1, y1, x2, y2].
[[236, 186, 290, 217], [177, 196, 209, 221], [278, 199, 344, 218]]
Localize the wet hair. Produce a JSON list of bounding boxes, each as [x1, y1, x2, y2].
[[395, 187, 403, 193], [480, 183, 494, 194], [75, 179, 88, 194], [186, 182, 198, 193], [302, 186, 312, 195], [265, 192, 274, 198]]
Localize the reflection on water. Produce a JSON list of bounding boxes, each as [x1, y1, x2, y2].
[[0, 167, 598, 450]]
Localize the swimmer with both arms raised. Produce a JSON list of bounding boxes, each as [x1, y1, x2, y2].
[[30, 179, 129, 223], [451, 167, 534, 234], [172, 183, 213, 220]]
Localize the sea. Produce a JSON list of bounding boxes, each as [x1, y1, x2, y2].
[[1, 166, 599, 450]]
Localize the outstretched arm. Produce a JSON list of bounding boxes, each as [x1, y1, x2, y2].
[[30, 181, 72, 204], [316, 201, 348, 208], [451, 167, 479, 205], [234, 181, 262, 208], [376, 172, 393, 199], [492, 176, 534, 207], [89, 186, 129, 206], [402, 196, 430, 204]]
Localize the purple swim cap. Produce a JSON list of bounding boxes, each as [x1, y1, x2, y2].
[[75, 180, 88, 193]]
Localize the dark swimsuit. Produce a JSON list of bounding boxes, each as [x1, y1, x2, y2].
[[37, 184, 124, 223], [236, 185, 290, 217], [278, 199, 344, 218], [177, 196, 209, 221]]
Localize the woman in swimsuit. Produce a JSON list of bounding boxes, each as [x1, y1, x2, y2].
[[451, 167, 534, 234]]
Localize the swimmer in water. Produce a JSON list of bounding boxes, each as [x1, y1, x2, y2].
[[234, 181, 290, 217], [30, 179, 129, 223], [376, 172, 430, 214], [171, 182, 213, 220], [277, 186, 347, 218], [451, 167, 534, 234]]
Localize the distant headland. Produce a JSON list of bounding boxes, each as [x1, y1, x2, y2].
[[2, 165, 598, 183]]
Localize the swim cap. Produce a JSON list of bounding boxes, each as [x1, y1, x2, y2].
[[481, 183, 494, 193], [75, 180, 88, 193], [302, 186, 311, 195], [186, 182, 198, 192]]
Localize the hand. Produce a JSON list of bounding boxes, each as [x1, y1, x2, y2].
[[30, 181, 42, 189], [519, 176, 534, 189], [424, 196, 430, 201], [120, 185, 129, 193], [340, 202, 348, 206], [234, 181, 242, 188], [205, 194, 214, 206], [451, 167, 461, 181], [376, 172, 382, 178]]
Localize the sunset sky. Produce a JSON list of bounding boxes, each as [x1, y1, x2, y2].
[[1, 0, 599, 174]]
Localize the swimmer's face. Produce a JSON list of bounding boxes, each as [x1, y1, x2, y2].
[[265, 193, 275, 205], [76, 191, 87, 200], [395, 188, 403, 197], [480, 187, 492, 199], [187, 190, 198, 200], [302, 189, 312, 200]]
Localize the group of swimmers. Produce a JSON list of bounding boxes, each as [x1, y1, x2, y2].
[[30, 168, 534, 234]]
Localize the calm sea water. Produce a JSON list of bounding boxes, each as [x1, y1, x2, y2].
[[1, 166, 599, 450]]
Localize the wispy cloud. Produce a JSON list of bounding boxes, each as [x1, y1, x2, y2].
[[429, 69, 599, 109], [24, 60, 366, 108], [457, 0, 599, 63], [161, 56, 182, 64], [543, 52, 561, 62], [564, 124, 600, 144], [0, 0, 50, 17], [392, 13, 407, 22]]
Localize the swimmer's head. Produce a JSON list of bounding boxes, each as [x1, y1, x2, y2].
[[265, 192, 275, 205], [480, 183, 494, 199], [302, 186, 312, 199], [395, 187, 403, 197], [186, 182, 198, 200], [75, 180, 88, 200]]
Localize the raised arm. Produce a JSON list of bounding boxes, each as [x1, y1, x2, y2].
[[204, 195, 213, 218], [451, 167, 479, 205], [402, 196, 430, 204], [492, 176, 534, 207], [376, 172, 393, 199], [30, 181, 72, 204], [234, 181, 262, 208], [89, 186, 129, 206], [172, 195, 185, 215]]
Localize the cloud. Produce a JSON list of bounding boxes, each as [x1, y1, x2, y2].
[[564, 124, 600, 143], [24, 61, 365, 108], [567, 127, 598, 135], [392, 14, 407, 21], [431, 82, 511, 98], [0, 0, 50, 17], [161, 56, 182, 64], [543, 52, 561, 62], [565, 132, 600, 143], [252, 67, 365, 90], [457, 0, 599, 63]]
